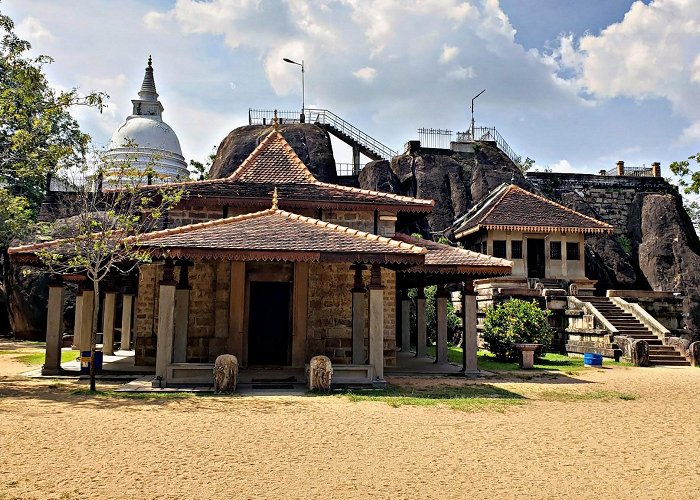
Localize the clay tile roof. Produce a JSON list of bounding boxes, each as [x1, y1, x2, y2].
[[130, 208, 427, 264], [393, 234, 512, 275], [453, 184, 613, 237], [127, 130, 434, 213]]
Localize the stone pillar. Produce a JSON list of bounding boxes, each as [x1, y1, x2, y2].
[[43, 276, 64, 375], [368, 264, 385, 382], [616, 160, 625, 176], [400, 290, 411, 353], [462, 281, 478, 373], [79, 286, 95, 353], [416, 287, 427, 358], [173, 263, 191, 363], [120, 294, 134, 350], [350, 264, 367, 364], [352, 146, 361, 175], [155, 259, 177, 385], [102, 290, 117, 355], [651, 161, 661, 177], [72, 291, 83, 350], [435, 284, 448, 364]]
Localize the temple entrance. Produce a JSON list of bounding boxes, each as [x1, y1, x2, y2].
[[527, 239, 545, 278], [248, 281, 292, 366]]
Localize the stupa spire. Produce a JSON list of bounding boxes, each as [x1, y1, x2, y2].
[[131, 55, 164, 119]]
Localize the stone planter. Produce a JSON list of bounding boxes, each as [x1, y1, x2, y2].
[[515, 343, 541, 369]]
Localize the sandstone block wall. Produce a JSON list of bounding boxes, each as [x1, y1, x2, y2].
[[527, 172, 675, 234], [307, 263, 396, 366], [323, 210, 374, 233]]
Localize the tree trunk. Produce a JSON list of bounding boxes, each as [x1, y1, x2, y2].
[[89, 278, 100, 392]]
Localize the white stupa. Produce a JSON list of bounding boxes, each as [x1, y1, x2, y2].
[[103, 56, 188, 185]]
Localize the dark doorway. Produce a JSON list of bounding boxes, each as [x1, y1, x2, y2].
[[527, 239, 545, 279], [248, 281, 292, 365]]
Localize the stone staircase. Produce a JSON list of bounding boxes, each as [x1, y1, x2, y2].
[[586, 297, 690, 366]]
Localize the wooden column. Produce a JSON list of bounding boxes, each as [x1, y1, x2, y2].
[[292, 262, 309, 367], [72, 291, 83, 350], [173, 263, 191, 363], [228, 262, 246, 364], [79, 286, 95, 353], [43, 276, 64, 375], [154, 259, 177, 385], [416, 287, 427, 357], [120, 294, 134, 350], [102, 290, 117, 355], [400, 290, 411, 353], [368, 264, 385, 382], [462, 281, 478, 373], [350, 264, 367, 364], [435, 284, 448, 364]]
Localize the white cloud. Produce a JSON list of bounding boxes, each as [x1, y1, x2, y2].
[[16, 16, 54, 43], [446, 65, 475, 81], [547, 159, 574, 173], [439, 44, 459, 63], [353, 66, 377, 82]]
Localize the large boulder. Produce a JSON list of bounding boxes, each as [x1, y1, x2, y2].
[[629, 192, 700, 338], [414, 155, 470, 233], [469, 143, 528, 203], [7, 266, 49, 340], [209, 124, 337, 182], [358, 160, 402, 196]]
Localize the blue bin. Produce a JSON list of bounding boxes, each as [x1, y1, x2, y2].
[[583, 353, 603, 366], [80, 350, 103, 374]]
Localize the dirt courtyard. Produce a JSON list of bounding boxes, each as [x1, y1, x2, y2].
[[1, 346, 699, 500]]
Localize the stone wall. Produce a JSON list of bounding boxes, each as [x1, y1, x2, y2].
[[134, 263, 160, 366], [323, 210, 374, 234], [307, 263, 396, 367], [526, 172, 676, 234]]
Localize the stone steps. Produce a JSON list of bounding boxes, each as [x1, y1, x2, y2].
[[585, 297, 689, 366]]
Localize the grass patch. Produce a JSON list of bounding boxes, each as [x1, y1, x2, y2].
[[70, 388, 198, 399], [339, 383, 526, 412], [426, 344, 629, 374], [11, 350, 78, 366], [536, 389, 637, 402]]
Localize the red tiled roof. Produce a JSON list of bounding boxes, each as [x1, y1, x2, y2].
[[130, 209, 426, 264], [123, 131, 434, 213], [453, 184, 613, 237], [393, 234, 512, 275]]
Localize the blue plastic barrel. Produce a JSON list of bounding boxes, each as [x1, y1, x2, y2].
[[583, 353, 603, 366], [80, 350, 103, 374]]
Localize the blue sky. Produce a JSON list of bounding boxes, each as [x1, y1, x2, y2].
[[3, 0, 699, 177]]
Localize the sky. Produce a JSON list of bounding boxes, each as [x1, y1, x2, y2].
[[4, 0, 700, 177]]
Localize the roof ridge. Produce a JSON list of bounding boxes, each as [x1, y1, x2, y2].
[[508, 184, 613, 228], [275, 209, 426, 253], [392, 233, 512, 265], [227, 131, 277, 181], [313, 179, 434, 206]]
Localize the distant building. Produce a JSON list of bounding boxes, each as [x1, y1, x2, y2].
[[102, 57, 188, 186]]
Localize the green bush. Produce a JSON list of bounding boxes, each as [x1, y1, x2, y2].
[[482, 299, 553, 361]]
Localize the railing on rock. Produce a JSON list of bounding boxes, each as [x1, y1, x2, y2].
[[417, 128, 453, 149], [456, 126, 522, 165]]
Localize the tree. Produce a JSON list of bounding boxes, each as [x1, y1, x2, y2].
[[36, 156, 185, 391], [0, 7, 107, 337], [669, 154, 700, 233], [188, 146, 217, 181], [482, 299, 553, 361]]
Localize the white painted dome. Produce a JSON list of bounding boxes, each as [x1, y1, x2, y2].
[[103, 57, 188, 186], [108, 116, 183, 155]]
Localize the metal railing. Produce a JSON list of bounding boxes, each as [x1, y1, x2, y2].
[[304, 108, 398, 160], [335, 162, 368, 176], [417, 128, 453, 149], [456, 126, 521, 165], [604, 165, 654, 177], [248, 108, 398, 162]]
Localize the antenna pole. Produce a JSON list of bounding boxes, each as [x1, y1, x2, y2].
[[471, 89, 486, 139]]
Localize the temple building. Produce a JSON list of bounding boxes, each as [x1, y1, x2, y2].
[[10, 123, 512, 386], [102, 57, 188, 186]]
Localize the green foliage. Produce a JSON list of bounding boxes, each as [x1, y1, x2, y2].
[[517, 156, 535, 173], [0, 10, 106, 213], [408, 285, 461, 344], [616, 234, 632, 255], [0, 188, 32, 249], [482, 299, 553, 361], [188, 146, 216, 180], [669, 153, 700, 195]]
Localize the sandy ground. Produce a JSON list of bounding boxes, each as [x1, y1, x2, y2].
[[1, 344, 700, 500]]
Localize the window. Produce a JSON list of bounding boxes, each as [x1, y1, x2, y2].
[[566, 242, 580, 260], [511, 240, 522, 259], [493, 240, 506, 258], [550, 241, 562, 260], [481, 241, 487, 254]]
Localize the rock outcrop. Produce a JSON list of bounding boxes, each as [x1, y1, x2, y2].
[[7, 266, 49, 340], [209, 124, 337, 182], [629, 193, 700, 338]]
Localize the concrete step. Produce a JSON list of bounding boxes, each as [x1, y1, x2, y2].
[[648, 346, 679, 353], [649, 359, 691, 366], [649, 354, 687, 362]]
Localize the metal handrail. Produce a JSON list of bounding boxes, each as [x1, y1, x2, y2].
[[456, 126, 521, 165], [304, 108, 398, 160], [335, 162, 367, 176], [604, 165, 654, 177]]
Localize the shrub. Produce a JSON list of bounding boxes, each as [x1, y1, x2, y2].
[[482, 299, 553, 361]]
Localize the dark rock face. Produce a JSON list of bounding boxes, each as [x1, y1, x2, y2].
[[414, 155, 470, 234], [358, 160, 402, 196], [209, 124, 337, 183], [630, 193, 700, 338], [469, 146, 528, 203], [7, 266, 49, 340]]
